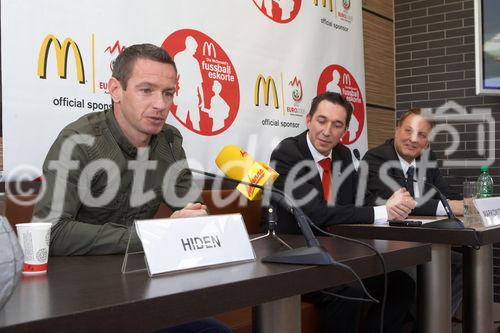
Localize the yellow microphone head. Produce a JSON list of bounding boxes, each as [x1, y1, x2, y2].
[[215, 145, 280, 200], [215, 145, 254, 181], [258, 161, 280, 182], [236, 162, 268, 200]]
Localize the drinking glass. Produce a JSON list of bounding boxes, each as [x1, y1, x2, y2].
[[463, 181, 478, 223]]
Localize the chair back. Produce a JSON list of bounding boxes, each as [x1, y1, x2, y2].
[[3, 194, 37, 230]]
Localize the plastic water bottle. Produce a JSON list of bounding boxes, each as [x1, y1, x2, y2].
[[477, 166, 494, 198]]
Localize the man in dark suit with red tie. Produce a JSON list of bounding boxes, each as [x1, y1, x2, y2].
[[270, 92, 416, 333], [270, 92, 415, 234]]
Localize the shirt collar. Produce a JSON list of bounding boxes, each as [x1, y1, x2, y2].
[[306, 131, 332, 163], [395, 149, 416, 176]]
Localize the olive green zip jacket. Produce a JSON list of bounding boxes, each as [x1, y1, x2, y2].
[[32, 110, 200, 256]]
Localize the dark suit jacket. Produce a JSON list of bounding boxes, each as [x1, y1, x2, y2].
[[362, 139, 461, 216], [270, 131, 373, 235]]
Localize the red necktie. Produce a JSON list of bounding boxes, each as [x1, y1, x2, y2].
[[319, 158, 332, 201]]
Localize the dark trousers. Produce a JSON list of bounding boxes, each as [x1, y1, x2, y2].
[[156, 318, 232, 333], [306, 270, 415, 333]]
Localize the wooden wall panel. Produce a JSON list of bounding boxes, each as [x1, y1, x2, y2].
[[362, 3, 396, 148], [362, 0, 393, 20], [363, 10, 395, 110], [366, 106, 395, 149]]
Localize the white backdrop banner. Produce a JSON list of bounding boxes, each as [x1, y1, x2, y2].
[[1, 0, 367, 179]]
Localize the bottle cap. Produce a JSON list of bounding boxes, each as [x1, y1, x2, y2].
[[480, 165, 489, 172]]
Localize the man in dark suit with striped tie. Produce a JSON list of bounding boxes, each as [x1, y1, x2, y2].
[[362, 108, 464, 317], [362, 108, 463, 216]]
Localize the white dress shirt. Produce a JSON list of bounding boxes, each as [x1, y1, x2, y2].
[[395, 151, 446, 216], [305, 134, 388, 223]]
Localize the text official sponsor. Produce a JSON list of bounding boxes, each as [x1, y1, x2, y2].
[[52, 96, 112, 111]]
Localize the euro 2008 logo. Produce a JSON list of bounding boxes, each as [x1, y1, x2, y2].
[[162, 29, 240, 136], [252, 0, 301, 23]]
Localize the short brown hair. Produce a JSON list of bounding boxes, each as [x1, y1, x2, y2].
[[309, 91, 353, 127], [112, 43, 176, 90], [398, 108, 435, 128]]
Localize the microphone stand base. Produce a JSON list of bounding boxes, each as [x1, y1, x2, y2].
[[262, 246, 335, 265], [251, 230, 293, 250], [423, 218, 464, 229]]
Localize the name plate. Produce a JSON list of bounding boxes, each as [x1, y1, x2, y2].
[[135, 214, 255, 276], [474, 197, 500, 227]]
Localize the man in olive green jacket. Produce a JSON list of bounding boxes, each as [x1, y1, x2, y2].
[[32, 44, 207, 256], [33, 43, 232, 333]]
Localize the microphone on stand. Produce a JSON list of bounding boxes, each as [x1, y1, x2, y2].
[[162, 138, 333, 263], [353, 149, 361, 161], [214, 145, 290, 247], [188, 166, 335, 265], [215, 145, 279, 200], [410, 179, 464, 229], [352, 148, 361, 171], [214, 145, 324, 249], [390, 172, 464, 229], [165, 128, 175, 157]]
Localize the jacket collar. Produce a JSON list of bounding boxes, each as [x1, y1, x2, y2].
[[105, 108, 162, 158]]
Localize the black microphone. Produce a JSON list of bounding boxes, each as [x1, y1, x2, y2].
[[407, 177, 464, 229], [188, 168, 335, 264], [353, 148, 361, 161], [266, 190, 322, 248], [387, 172, 464, 229], [165, 128, 175, 159], [369, 165, 464, 229], [189, 168, 321, 247]]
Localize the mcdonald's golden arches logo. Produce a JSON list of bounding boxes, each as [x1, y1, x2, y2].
[[313, 0, 333, 12], [254, 74, 279, 109], [202, 41, 217, 58], [342, 73, 351, 86], [37, 34, 85, 84]]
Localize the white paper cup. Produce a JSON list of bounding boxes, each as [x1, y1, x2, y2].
[[16, 223, 52, 275]]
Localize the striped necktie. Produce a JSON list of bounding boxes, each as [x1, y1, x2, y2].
[[406, 166, 415, 197]]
